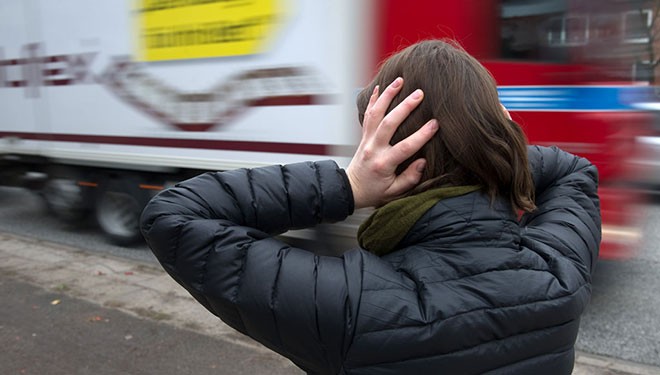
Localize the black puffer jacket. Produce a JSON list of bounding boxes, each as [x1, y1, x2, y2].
[[140, 145, 600, 374]]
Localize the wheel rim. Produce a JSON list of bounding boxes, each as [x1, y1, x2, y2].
[[45, 179, 84, 211], [96, 191, 140, 239], [42, 178, 90, 222]]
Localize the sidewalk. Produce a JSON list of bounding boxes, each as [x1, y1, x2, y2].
[[2, 231, 659, 375]]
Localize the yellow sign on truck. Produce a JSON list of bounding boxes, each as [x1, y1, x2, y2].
[[136, 0, 287, 61]]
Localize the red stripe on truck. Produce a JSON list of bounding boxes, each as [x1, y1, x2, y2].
[[0, 132, 333, 155]]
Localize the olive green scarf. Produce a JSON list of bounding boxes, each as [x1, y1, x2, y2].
[[357, 185, 481, 256]]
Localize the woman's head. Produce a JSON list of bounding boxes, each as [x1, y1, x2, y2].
[[356, 39, 535, 212]]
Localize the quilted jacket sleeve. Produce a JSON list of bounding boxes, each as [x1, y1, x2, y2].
[[140, 160, 362, 374], [521, 145, 601, 277]]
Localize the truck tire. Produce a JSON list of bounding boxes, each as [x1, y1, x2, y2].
[[42, 178, 93, 223], [95, 177, 150, 246]]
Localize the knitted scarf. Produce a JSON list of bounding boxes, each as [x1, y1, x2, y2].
[[357, 185, 481, 256]]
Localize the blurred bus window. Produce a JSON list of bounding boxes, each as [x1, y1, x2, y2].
[[500, 0, 569, 62], [545, 15, 589, 46], [623, 9, 652, 43]]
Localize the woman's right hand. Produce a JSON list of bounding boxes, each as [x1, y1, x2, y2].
[[346, 77, 439, 209]]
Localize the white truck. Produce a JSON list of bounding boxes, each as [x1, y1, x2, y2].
[[0, 0, 372, 245]]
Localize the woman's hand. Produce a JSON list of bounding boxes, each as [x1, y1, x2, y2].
[[346, 77, 439, 209]]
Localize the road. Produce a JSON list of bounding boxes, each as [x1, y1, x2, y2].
[[576, 199, 660, 365], [1, 186, 660, 368], [0, 186, 154, 264]]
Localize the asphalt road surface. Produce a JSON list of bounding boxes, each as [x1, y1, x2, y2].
[[576, 200, 660, 366], [1, 186, 659, 367]]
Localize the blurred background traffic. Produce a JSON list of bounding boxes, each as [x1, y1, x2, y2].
[[1, 0, 659, 256]]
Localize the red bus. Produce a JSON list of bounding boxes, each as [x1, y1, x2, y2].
[[371, 0, 652, 259]]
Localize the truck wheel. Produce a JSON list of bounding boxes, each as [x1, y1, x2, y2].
[[95, 179, 149, 246], [42, 178, 93, 223]]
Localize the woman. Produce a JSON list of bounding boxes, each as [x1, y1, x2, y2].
[[141, 39, 600, 374]]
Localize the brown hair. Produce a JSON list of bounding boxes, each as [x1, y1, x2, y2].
[[357, 39, 535, 212]]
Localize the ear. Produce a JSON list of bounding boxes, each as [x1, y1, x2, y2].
[[500, 104, 512, 120]]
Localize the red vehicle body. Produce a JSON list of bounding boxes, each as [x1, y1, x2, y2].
[[371, 0, 649, 259]]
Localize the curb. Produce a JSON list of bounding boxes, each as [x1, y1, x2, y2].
[[1, 231, 659, 375], [574, 352, 660, 375]]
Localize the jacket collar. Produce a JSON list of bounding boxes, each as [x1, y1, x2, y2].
[[357, 186, 481, 256]]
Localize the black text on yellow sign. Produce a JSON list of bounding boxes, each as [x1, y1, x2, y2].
[[136, 0, 286, 61]]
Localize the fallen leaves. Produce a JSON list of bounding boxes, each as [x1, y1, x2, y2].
[[88, 315, 110, 323]]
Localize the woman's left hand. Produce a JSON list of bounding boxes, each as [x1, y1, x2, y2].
[[346, 77, 439, 209]]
